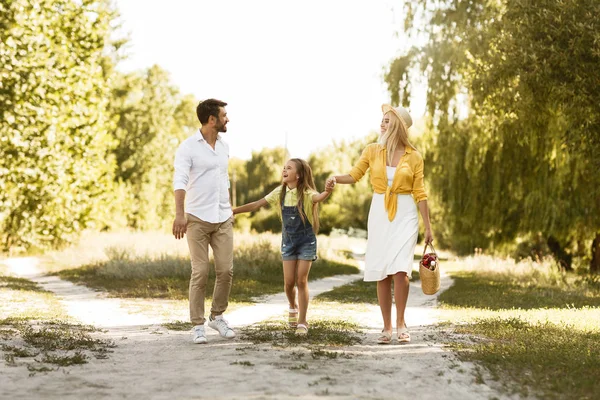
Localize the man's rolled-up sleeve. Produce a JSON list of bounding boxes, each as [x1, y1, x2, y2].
[[173, 144, 191, 191]]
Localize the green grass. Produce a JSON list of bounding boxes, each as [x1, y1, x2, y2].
[[315, 269, 420, 304], [1, 344, 39, 358], [0, 274, 68, 323], [230, 360, 254, 367], [0, 276, 49, 292], [241, 319, 363, 347], [41, 351, 88, 366], [0, 274, 114, 373], [315, 279, 378, 304], [0, 319, 115, 372], [451, 317, 600, 399], [438, 258, 600, 400], [57, 239, 359, 302], [162, 320, 194, 331], [439, 270, 600, 310], [19, 322, 106, 352]]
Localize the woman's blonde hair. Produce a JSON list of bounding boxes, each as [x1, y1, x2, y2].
[[379, 111, 417, 164], [278, 158, 320, 234]]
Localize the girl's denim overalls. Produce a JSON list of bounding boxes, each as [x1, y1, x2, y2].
[[281, 200, 317, 261]]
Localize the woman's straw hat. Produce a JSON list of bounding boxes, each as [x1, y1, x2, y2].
[[382, 104, 413, 129]]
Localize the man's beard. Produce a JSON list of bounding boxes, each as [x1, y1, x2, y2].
[[216, 119, 227, 133]]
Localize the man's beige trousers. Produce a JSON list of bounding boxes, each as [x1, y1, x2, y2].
[[186, 213, 233, 325]]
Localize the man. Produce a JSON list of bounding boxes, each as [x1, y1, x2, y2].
[[173, 98, 235, 344]]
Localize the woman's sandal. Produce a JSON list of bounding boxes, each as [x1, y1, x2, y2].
[[295, 323, 308, 336], [288, 308, 298, 328], [377, 330, 392, 345], [397, 325, 411, 343]]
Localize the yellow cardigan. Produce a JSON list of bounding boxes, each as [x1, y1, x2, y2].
[[349, 143, 427, 221]]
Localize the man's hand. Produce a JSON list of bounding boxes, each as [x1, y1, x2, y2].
[[173, 215, 187, 240]]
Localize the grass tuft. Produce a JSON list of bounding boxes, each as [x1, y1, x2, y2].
[[20, 323, 112, 352], [0, 276, 49, 293], [1, 345, 39, 358], [230, 360, 254, 367], [288, 363, 308, 370], [27, 364, 54, 374], [41, 351, 88, 366], [0, 319, 115, 370], [162, 321, 194, 331], [310, 347, 350, 360], [241, 319, 363, 347], [0, 328, 18, 339]]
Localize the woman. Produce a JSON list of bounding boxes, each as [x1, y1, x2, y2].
[[331, 104, 433, 344]]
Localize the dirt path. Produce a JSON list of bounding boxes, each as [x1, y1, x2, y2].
[[0, 257, 513, 400]]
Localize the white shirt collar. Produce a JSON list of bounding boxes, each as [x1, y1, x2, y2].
[[195, 129, 221, 142]]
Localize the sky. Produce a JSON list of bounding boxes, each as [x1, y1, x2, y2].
[[115, 0, 425, 160]]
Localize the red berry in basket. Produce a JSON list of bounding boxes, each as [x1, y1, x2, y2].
[[422, 253, 437, 270]]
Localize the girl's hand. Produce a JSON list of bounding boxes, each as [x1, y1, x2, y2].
[[325, 177, 336, 192], [424, 228, 434, 245]]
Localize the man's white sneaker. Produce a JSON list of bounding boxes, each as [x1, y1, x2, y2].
[[207, 315, 235, 338], [192, 325, 207, 344]]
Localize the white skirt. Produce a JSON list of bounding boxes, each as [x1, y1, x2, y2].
[[363, 193, 419, 281]]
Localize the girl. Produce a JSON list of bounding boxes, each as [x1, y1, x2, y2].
[[330, 104, 433, 344], [233, 158, 335, 335]]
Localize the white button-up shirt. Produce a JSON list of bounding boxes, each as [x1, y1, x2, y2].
[[173, 130, 232, 223]]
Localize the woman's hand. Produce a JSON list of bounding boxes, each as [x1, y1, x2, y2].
[[424, 228, 434, 245], [329, 175, 355, 184], [325, 177, 336, 192]]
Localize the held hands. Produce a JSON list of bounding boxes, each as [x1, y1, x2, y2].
[[325, 177, 336, 193]]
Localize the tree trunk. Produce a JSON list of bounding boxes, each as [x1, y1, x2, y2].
[[591, 233, 600, 274], [547, 236, 573, 271]]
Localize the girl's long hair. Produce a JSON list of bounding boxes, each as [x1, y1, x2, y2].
[[278, 158, 320, 234], [379, 111, 417, 164]]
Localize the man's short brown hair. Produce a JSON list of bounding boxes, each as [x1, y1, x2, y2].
[[196, 99, 228, 125]]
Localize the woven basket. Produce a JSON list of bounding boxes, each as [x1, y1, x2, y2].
[[419, 243, 441, 295]]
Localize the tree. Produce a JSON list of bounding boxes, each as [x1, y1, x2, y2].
[[387, 0, 600, 271], [107, 66, 198, 230], [0, 0, 117, 251], [308, 133, 378, 233], [229, 157, 249, 209], [245, 147, 289, 201]]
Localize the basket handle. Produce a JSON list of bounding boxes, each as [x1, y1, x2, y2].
[[422, 242, 437, 257]]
